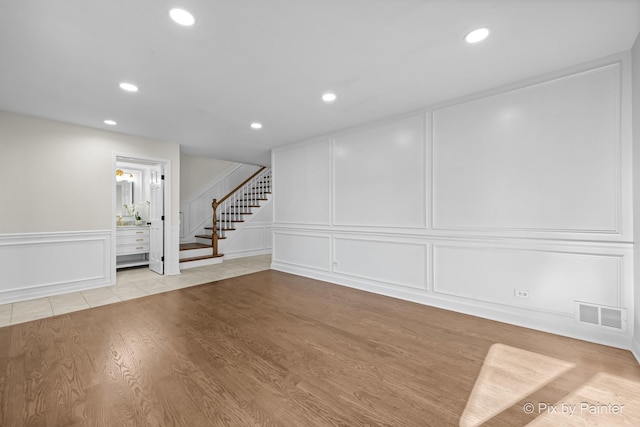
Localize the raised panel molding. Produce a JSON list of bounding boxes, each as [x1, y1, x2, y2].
[[432, 243, 626, 317], [333, 237, 426, 290], [333, 115, 426, 228], [222, 224, 271, 257], [0, 231, 112, 304], [273, 232, 330, 271], [431, 62, 625, 238], [273, 139, 331, 226]]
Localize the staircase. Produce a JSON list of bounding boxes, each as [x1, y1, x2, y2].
[[179, 167, 272, 269]]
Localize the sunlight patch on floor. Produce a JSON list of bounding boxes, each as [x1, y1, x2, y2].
[[460, 343, 575, 427]]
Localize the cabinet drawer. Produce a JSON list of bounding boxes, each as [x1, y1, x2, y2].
[[116, 227, 150, 256], [117, 242, 150, 255], [116, 227, 149, 238], [117, 235, 150, 245]]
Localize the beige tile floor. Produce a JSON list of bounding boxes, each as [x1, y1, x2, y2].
[[0, 254, 272, 328]]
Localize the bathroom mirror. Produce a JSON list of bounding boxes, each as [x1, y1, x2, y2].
[[115, 167, 143, 224], [116, 181, 133, 217]]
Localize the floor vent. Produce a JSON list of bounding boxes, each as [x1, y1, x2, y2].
[[575, 302, 625, 330]]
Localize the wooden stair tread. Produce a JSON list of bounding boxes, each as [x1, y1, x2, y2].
[[195, 234, 227, 240], [179, 243, 211, 251], [179, 254, 224, 263]]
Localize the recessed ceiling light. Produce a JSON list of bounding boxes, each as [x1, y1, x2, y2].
[[119, 82, 138, 92], [170, 8, 195, 26], [104, 119, 117, 126], [251, 122, 263, 129], [322, 92, 337, 103], [464, 27, 490, 44]]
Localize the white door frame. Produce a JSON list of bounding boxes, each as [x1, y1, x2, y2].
[[111, 152, 173, 282]]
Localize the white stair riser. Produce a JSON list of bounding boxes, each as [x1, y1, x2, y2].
[[179, 247, 212, 259], [195, 236, 214, 245], [180, 257, 224, 269]]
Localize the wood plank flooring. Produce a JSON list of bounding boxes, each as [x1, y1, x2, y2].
[[0, 270, 638, 426]]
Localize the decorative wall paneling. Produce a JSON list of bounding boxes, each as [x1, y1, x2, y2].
[[333, 236, 426, 290], [333, 115, 426, 228], [273, 139, 332, 226], [222, 224, 273, 259], [216, 197, 273, 260], [272, 232, 331, 272], [272, 54, 634, 350], [431, 241, 630, 318], [431, 63, 625, 239], [0, 231, 112, 304]]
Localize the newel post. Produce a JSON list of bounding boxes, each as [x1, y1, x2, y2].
[[211, 199, 219, 256]]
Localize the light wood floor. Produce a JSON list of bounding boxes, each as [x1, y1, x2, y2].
[[0, 270, 638, 426]]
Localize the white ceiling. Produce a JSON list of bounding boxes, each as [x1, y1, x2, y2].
[[1, 0, 639, 166]]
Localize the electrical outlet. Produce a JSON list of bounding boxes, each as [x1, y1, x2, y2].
[[514, 289, 530, 298]]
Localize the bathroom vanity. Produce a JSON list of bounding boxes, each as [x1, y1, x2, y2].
[[116, 226, 150, 269]]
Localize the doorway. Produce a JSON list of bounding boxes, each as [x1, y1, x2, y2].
[[113, 154, 170, 279]]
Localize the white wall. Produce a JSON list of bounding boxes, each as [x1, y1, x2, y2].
[[0, 111, 181, 303], [180, 154, 236, 204], [272, 53, 634, 350], [632, 34, 640, 362]]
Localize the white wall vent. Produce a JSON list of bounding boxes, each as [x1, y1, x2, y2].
[[575, 302, 626, 331]]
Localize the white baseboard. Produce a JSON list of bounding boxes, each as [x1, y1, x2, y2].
[[223, 248, 272, 260], [271, 261, 633, 351], [0, 230, 112, 304]]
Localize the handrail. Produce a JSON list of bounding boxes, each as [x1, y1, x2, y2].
[[218, 166, 266, 205], [211, 166, 271, 257]]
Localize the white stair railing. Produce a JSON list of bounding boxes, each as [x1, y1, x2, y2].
[[211, 167, 271, 256]]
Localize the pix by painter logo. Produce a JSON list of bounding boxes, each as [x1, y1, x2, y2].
[[523, 401, 625, 416]]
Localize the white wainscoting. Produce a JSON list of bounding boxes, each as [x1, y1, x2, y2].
[[0, 230, 112, 304], [218, 197, 273, 260], [273, 232, 331, 272], [431, 62, 624, 239], [432, 242, 626, 316], [333, 236, 426, 290], [222, 224, 273, 259]]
